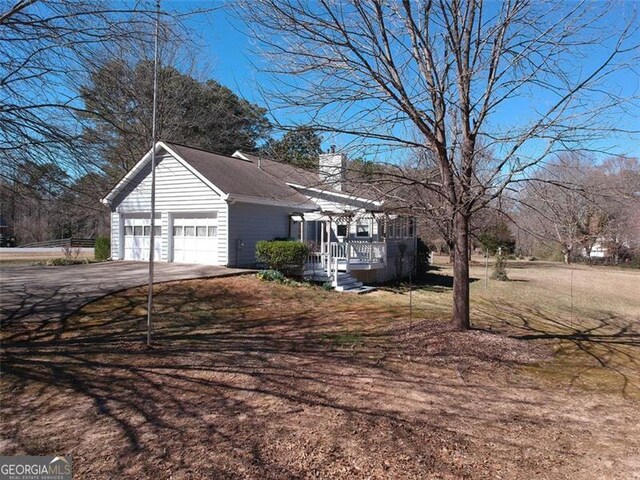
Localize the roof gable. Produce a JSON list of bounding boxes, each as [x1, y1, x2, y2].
[[103, 142, 317, 209], [102, 142, 226, 206]]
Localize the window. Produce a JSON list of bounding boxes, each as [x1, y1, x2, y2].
[[207, 226, 217, 237], [356, 222, 369, 237], [144, 226, 151, 236], [196, 226, 207, 237], [133, 226, 143, 236], [173, 226, 183, 236], [124, 226, 133, 236], [154, 226, 161, 236], [184, 226, 195, 236], [336, 224, 347, 237], [408, 218, 415, 238]]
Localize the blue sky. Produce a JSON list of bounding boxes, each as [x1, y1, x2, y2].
[[165, 1, 639, 161], [177, 4, 259, 102]]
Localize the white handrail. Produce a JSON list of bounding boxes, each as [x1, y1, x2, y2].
[[305, 241, 386, 279], [328, 241, 386, 263]]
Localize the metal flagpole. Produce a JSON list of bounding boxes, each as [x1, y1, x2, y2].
[[147, 0, 160, 347]]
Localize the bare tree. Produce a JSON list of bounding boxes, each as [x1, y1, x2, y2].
[[517, 153, 602, 264], [240, 0, 639, 329], [590, 156, 640, 262], [1, 1, 158, 170], [0, 0, 216, 184], [0, 1, 216, 241], [379, 147, 502, 262], [515, 154, 640, 263]]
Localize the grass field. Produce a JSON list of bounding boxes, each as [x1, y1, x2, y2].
[[0, 249, 94, 265], [1, 258, 638, 478], [417, 255, 640, 400]]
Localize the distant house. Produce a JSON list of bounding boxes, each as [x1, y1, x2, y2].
[[585, 239, 608, 258], [583, 237, 634, 262], [102, 142, 416, 290]]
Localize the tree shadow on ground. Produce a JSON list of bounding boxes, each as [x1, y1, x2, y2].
[[473, 300, 640, 400], [1, 277, 596, 478], [380, 272, 480, 293]]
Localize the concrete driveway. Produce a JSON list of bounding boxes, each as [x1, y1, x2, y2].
[[0, 262, 252, 324]]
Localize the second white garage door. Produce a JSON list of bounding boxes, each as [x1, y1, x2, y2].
[[171, 214, 218, 265]]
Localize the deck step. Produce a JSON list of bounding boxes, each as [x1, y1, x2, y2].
[[334, 284, 363, 292], [340, 285, 377, 294], [303, 270, 374, 293], [335, 281, 363, 289], [332, 271, 363, 291]]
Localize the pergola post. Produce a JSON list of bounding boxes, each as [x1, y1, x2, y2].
[[326, 216, 332, 277], [320, 219, 325, 270], [369, 214, 375, 262]]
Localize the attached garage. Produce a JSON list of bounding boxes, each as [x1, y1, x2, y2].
[[104, 142, 317, 268], [171, 213, 219, 265], [122, 214, 161, 261]]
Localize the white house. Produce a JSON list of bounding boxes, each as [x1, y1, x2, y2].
[[102, 141, 417, 290], [585, 239, 608, 258]]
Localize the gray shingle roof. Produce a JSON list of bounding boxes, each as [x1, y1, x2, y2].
[[165, 143, 316, 207], [236, 151, 382, 203], [235, 152, 321, 188]]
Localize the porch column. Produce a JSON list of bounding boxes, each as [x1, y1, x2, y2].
[[326, 217, 332, 277], [320, 220, 324, 252]]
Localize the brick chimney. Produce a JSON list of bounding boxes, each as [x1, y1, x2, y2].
[[319, 145, 346, 191]]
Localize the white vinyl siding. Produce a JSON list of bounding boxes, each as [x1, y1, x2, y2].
[[160, 212, 169, 261], [110, 212, 120, 259], [228, 202, 291, 267], [109, 153, 229, 265]]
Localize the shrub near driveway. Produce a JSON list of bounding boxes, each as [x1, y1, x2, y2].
[[256, 240, 309, 276], [94, 236, 110, 261]]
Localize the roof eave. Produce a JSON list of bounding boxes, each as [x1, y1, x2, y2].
[[102, 145, 157, 206], [227, 193, 318, 211], [287, 182, 383, 207]]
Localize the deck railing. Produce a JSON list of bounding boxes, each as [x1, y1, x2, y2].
[[325, 241, 386, 263], [306, 241, 386, 277], [306, 251, 326, 272], [346, 241, 386, 263]]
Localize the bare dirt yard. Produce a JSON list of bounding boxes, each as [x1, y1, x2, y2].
[[1, 258, 639, 479]]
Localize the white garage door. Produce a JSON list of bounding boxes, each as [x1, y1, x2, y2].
[[123, 216, 162, 261], [172, 214, 218, 265]]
